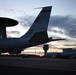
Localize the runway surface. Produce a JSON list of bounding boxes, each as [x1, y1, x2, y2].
[[0, 56, 76, 74]]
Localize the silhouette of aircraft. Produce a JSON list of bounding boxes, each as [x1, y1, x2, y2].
[[0, 6, 65, 54]]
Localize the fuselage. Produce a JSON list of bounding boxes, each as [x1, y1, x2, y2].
[[0, 38, 28, 52], [0, 37, 51, 53]]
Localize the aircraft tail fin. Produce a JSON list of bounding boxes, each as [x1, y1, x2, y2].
[[21, 6, 52, 43]]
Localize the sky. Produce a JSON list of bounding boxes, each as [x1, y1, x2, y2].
[[0, 0, 76, 55]]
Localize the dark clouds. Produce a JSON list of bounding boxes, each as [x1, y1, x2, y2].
[[18, 15, 76, 38], [64, 44, 76, 46], [49, 15, 76, 38]]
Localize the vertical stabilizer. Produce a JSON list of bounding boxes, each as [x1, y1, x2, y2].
[[21, 6, 52, 43]]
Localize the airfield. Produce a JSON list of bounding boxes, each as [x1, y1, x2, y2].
[[0, 55, 76, 74]]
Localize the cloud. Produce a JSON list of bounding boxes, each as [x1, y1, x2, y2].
[[7, 31, 20, 38], [48, 15, 76, 38], [0, 6, 25, 17], [64, 44, 76, 46], [0, 6, 14, 12], [18, 15, 35, 27], [18, 15, 76, 39]]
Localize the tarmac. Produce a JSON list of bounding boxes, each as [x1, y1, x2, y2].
[[0, 56, 76, 74]]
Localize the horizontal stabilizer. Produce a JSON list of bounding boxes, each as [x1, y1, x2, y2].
[[49, 38, 66, 41], [34, 6, 52, 9]]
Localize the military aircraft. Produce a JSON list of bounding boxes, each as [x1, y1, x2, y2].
[[0, 6, 65, 54]]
